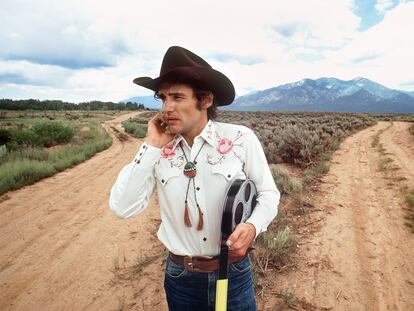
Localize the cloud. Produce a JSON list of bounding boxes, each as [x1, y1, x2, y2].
[[0, 0, 130, 69], [323, 1, 414, 90], [375, 0, 396, 13], [1, 0, 413, 101]]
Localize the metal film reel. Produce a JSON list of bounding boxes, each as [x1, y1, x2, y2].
[[221, 179, 258, 237], [231, 179, 257, 231]]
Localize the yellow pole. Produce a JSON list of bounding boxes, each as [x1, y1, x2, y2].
[[215, 279, 228, 311]]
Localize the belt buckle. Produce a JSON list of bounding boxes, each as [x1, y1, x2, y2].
[[183, 256, 201, 272], [183, 255, 214, 272]]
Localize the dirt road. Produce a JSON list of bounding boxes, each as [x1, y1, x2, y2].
[[270, 122, 414, 311], [1, 117, 413, 311], [0, 112, 167, 311]]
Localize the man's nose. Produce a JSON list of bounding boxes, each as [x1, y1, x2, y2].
[[162, 99, 174, 113]]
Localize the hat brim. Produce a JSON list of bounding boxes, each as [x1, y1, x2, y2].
[[133, 66, 235, 106]]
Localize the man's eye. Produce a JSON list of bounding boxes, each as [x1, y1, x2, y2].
[[155, 94, 165, 102]]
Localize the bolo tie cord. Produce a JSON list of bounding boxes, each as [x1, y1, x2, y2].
[[180, 141, 206, 231]]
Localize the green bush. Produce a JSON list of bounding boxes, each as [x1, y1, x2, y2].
[[122, 121, 147, 138], [0, 160, 56, 194], [0, 128, 12, 145], [32, 121, 74, 147], [9, 128, 41, 148]]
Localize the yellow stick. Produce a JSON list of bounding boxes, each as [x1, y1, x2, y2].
[[215, 279, 228, 311]]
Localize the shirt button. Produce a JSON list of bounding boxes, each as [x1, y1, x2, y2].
[[137, 160, 140, 164], [203, 237, 207, 241], [196, 187, 200, 191], [227, 174, 231, 178], [161, 179, 165, 183]]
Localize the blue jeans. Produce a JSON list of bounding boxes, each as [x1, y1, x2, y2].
[[164, 255, 256, 311]]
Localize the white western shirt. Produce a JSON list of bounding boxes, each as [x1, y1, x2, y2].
[[109, 120, 280, 256]]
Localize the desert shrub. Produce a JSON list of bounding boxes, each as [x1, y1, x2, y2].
[[270, 165, 302, 196], [32, 121, 74, 147], [9, 128, 41, 148], [122, 121, 147, 138], [0, 147, 49, 165], [0, 160, 56, 194], [276, 125, 322, 166], [303, 161, 329, 183], [0, 128, 12, 145], [256, 226, 296, 267]]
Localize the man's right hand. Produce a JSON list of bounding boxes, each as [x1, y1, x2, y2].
[[146, 113, 174, 148]]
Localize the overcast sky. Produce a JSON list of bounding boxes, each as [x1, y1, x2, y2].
[[0, 0, 413, 103]]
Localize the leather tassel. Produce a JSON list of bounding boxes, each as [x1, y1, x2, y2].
[[184, 200, 192, 227], [196, 204, 203, 231]]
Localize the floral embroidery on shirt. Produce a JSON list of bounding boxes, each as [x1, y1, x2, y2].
[[160, 137, 186, 169], [216, 138, 234, 155], [207, 130, 245, 165], [161, 143, 176, 159], [205, 121, 214, 140], [168, 154, 185, 169]]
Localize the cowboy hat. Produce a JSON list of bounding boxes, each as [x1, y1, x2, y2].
[[133, 46, 235, 106]]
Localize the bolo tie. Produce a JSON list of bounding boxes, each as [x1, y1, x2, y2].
[[179, 140, 206, 230]]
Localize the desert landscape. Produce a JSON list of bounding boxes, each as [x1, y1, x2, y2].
[[0, 111, 413, 310]]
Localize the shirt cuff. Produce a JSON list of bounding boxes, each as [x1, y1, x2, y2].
[[246, 218, 262, 239], [133, 142, 161, 168]]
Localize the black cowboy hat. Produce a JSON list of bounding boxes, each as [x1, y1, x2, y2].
[[133, 46, 235, 106]]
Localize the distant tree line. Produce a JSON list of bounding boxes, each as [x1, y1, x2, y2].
[[0, 99, 146, 111]]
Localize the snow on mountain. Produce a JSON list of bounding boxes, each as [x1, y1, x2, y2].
[[231, 77, 414, 112]]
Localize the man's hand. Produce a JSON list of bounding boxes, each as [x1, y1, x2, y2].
[[226, 222, 256, 257], [146, 113, 174, 148]]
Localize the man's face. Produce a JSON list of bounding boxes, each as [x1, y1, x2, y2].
[[158, 83, 209, 136]]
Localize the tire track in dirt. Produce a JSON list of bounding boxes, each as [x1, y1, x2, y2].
[[271, 122, 414, 310], [380, 121, 414, 188], [0, 112, 166, 311]]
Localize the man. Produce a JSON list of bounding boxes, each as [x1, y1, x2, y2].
[[109, 46, 280, 310]]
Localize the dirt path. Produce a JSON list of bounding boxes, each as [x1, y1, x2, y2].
[[0, 112, 167, 311], [270, 121, 414, 310]]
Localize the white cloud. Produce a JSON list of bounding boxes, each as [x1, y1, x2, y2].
[[323, 1, 414, 90], [1, 0, 413, 101], [375, 0, 396, 14]]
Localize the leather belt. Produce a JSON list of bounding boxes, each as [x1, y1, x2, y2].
[[169, 252, 246, 273]]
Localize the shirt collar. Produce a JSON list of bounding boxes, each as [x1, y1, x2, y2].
[[162, 120, 218, 152], [199, 120, 217, 147]]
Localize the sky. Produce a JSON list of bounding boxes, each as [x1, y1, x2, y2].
[[0, 0, 413, 103]]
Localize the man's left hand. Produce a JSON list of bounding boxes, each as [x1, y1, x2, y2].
[[226, 222, 256, 257]]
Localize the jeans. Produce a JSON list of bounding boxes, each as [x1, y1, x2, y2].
[[164, 255, 256, 311]]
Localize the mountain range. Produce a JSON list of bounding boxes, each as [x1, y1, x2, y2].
[[121, 77, 414, 113]]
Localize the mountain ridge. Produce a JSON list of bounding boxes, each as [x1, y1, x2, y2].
[[121, 77, 414, 112]]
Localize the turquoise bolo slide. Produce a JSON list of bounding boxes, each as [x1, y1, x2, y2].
[[216, 179, 257, 311]]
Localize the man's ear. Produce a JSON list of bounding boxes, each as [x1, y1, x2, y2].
[[201, 92, 214, 109]]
